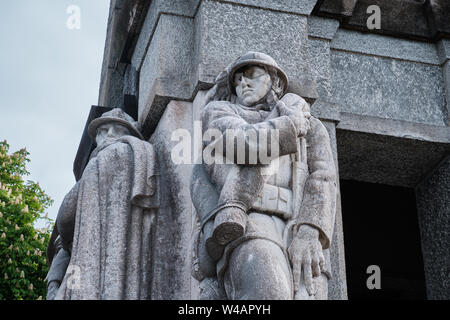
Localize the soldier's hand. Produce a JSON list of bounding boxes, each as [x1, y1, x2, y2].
[[276, 100, 310, 137], [288, 224, 325, 296]]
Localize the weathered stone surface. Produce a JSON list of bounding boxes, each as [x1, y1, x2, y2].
[[123, 64, 139, 98], [331, 50, 447, 126], [322, 120, 348, 300], [308, 16, 340, 40], [149, 100, 195, 299], [308, 38, 333, 100], [210, 0, 318, 16], [104, 69, 125, 109], [132, 0, 200, 71], [138, 14, 194, 137], [437, 39, 450, 65], [307, 24, 341, 123], [331, 29, 440, 65], [443, 61, 450, 125], [311, 100, 340, 123], [337, 128, 450, 188], [194, 0, 317, 100], [416, 156, 450, 300]]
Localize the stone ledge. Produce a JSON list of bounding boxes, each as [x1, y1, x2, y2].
[[330, 29, 440, 65], [330, 50, 447, 126], [132, 0, 323, 73], [337, 112, 450, 144], [208, 0, 317, 16], [311, 100, 341, 123], [336, 128, 450, 188], [308, 16, 340, 40], [132, 0, 200, 71], [314, 0, 450, 42]]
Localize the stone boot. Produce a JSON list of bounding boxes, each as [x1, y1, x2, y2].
[[211, 206, 247, 246], [203, 220, 224, 261]]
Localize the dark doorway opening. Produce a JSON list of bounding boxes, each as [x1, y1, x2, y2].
[[340, 180, 426, 300]]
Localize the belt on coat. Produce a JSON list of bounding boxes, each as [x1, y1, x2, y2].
[[250, 183, 293, 220]]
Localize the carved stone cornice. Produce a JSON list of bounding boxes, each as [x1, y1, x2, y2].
[[313, 0, 450, 42]]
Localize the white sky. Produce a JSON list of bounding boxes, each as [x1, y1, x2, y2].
[[0, 1, 110, 227]]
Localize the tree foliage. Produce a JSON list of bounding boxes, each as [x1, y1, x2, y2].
[[0, 140, 53, 300]]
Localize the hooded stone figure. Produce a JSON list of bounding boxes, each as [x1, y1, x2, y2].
[[45, 108, 159, 300], [191, 52, 337, 300]]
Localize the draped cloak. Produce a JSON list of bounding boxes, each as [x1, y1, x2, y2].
[[55, 135, 158, 300]]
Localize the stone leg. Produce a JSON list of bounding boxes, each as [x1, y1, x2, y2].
[[209, 163, 266, 206], [209, 164, 266, 246], [223, 239, 293, 300]]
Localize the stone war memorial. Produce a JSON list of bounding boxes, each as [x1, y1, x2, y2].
[[46, 0, 449, 300]]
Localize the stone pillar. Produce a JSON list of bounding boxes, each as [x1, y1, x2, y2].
[[148, 100, 195, 299], [308, 15, 348, 300], [322, 121, 348, 300], [415, 156, 450, 300]]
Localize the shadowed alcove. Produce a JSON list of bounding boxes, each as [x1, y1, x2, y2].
[[340, 179, 426, 300]]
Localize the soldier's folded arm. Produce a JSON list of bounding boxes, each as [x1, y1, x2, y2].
[[201, 101, 298, 164], [296, 117, 337, 249]]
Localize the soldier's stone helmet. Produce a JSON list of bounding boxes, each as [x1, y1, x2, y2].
[[88, 108, 144, 141], [227, 51, 289, 97]]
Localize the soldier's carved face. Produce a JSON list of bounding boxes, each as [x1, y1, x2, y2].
[[95, 123, 130, 147], [234, 65, 272, 107]]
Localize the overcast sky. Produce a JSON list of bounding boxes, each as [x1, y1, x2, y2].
[[0, 1, 110, 227]]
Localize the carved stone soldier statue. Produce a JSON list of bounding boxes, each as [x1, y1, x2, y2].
[[191, 52, 336, 300], [45, 108, 159, 300]]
